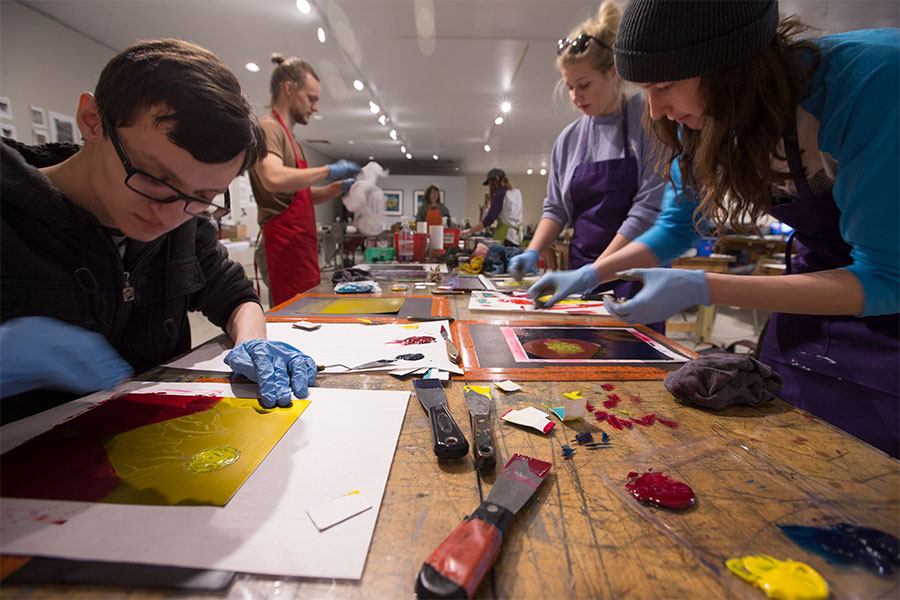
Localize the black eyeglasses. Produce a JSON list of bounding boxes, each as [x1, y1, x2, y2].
[[102, 114, 230, 220], [557, 34, 610, 56]]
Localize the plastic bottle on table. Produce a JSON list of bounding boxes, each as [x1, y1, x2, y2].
[[399, 222, 414, 262]]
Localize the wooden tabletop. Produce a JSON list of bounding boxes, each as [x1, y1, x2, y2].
[[3, 274, 898, 599]]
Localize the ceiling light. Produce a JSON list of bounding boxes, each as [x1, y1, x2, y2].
[[526, 168, 533, 175], [540, 168, 547, 176], [389, 129, 398, 140], [500, 101, 511, 113], [296, 0, 311, 14], [494, 116, 504, 125], [312, 114, 323, 120], [484, 144, 491, 152], [432, 154, 439, 160], [406, 153, 413, 159], [368, 155, 375, 160], [400, 145, 406, 153], [377, 114, 387, 126], [348, 140, 355, 145], [317, 27, 326, 43], [245, 62, 260, 72], [369, 101, 380, 114], [352, 80, 364, 91]]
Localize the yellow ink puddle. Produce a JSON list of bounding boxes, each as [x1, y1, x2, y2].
[[726, 555, 828, 600]]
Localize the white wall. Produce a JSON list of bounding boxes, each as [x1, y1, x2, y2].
[[464, 171, 550, 233], [375, 174, 467, 229]]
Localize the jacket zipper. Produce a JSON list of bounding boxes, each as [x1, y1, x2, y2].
[[122, 271, 135, 302]]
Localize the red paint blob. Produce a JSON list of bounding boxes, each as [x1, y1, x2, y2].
[[602, 397, 619, 409], [657, 417, 679, 429], [607, 414, 632, 430], [506, 453, 552, 478], [585, 402, 595, 412], [629, 395, 643, 403], [601, 383, 615, 391], [387, 335, 437, 345], [594, 410, 608, 422], [625, 471, 695, 509], [631, 413, 656, 427]]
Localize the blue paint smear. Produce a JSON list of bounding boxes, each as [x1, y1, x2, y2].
[[779, 523, 899, 575]]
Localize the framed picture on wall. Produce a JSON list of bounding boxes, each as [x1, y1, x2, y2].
[[1, 123, 17, 140], [49, 111, 78, 144], [0, 97, 12, 120], [382, 189, 403, 215], [30, 106, 47, 127], [32, 128, 49, 144], [413, 189, 426, 215]]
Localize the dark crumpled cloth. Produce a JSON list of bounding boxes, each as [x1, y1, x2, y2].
[[484, 245, 523, 274], [331, 267, 371, 285], [663, 353, 783, 410]]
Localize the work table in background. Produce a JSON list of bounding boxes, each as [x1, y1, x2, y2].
[[1, 275, 897, 599]]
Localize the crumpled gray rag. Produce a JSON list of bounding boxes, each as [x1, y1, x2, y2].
[[664, 353, 783, 410]]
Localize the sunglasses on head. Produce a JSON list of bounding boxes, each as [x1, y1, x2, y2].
[[556, 34, 610, 56]]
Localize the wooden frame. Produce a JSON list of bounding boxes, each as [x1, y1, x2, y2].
[[265, 293, 450, 320]]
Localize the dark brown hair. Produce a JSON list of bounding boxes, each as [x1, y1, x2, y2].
[[95, 39, 265, 173], [269, 53, 319, 101], [424, 185, 441, 204], [646, 18, 820, 237], [488, 175, 513, 198]]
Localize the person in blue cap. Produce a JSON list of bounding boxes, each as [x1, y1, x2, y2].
[[529, 0, 899, 457], [1, 39, 319, 416], [508, 1, 665, 312]]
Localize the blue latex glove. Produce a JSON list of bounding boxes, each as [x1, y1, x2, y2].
[[508, 249, 540, 281], [327, 160, 361, 180], [603, 268, 710, 323], [224, 340, 318, 409], [527, 264, 599, 308], [341, 178, 357, 194], [0, 317, 133, 397]]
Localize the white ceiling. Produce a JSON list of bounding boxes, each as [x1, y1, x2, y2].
[[18, 0, 900, 177]]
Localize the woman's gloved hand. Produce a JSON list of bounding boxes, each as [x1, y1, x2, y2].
[[224, 340, 318, 409], [527, 264, 599, 308], [507, 249, 540, 280], [603, 268, 710, 323], [326, 160, 361, 180], [341, 178, 357, 194], [0, 316, 133, 397]]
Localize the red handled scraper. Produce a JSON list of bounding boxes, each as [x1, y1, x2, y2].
[[415, 453, 551, 598]]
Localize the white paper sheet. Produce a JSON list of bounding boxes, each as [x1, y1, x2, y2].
[[0, 381, 409, 580], [163, 321, 463, 375]]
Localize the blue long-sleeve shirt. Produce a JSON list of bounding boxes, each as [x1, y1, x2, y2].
[[636, 29, 900, 317], [543, 93, 666, 241]]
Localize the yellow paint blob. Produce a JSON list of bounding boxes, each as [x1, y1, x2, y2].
[[464, 385, 492, 397], [183, 446, 241, 473], [545, 341, 583, 355], [726, 555, 828, 600], [563, 391, 582, 400]]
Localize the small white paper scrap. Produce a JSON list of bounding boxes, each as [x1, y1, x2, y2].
[[495, 380, 522, 392], [307, 490, 373, 532], [292, 321, 322, 331], [500, 406, 555, 434], [423, 368, 450, 381]]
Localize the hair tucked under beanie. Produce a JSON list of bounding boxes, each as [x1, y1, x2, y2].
[[613, 0, 780, 83]]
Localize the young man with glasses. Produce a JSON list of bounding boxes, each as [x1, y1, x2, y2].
[[0, 39, 319, 416]]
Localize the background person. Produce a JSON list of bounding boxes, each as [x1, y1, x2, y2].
[[249, 54, 359, 306], [509, 1, 665, 306], [0, 39, 318, 414], [462, 168, 523, 246], [415, 184, 453, 227], [530, 0, 899, 457]]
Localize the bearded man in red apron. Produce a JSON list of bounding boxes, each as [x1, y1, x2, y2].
[[249, 54, 359, 307]]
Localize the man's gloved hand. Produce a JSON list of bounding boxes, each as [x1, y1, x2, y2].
[[527, 264, 599, 308], [603, 268, 710, 324], [224, 340, 317, 409], [0, 316, 133, 398], [508, 249, 540, 281], [327, 160, 361, 180], [341, 178, 357, 194]]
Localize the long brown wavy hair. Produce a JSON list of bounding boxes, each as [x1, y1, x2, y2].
[[647, 18, 821, 237]]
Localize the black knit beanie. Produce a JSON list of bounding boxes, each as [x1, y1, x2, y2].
[[613, 0, 780, 83]]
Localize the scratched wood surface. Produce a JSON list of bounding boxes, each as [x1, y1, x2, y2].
[[3, 281, 898, 599]]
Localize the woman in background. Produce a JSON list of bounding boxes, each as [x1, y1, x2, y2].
[[463, 168, 523, 246], [415, 184, 453, 227]]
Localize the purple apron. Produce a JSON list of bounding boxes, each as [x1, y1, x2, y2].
[[566, 103, 665, 333], [760, 119, 899, 457]]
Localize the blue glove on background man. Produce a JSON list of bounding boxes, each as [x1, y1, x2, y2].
[[341, 178, 357, 194], [0, 317, 133, 398], [327, 160, 361, 180], [527, 263, 599, 308], [508, 249, 540, 281], [224, 339, 318, 409], [603, 268, 710, 324]]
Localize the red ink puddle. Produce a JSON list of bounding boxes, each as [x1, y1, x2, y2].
[[603, 397, 620, 409], [626, 471, 695, 509], [387, 335, 436, 345], [629, 395, 643, 403], [506, 453, 552, 478], [631, 414, 656, 427], [594, 410, 609, 422], [601, 383, 615, 391]]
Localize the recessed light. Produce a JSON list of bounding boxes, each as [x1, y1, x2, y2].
[[526, 168, 533, 175], [312, 114, 323, 120], [369, 155, 375, 160], [378, 114, 387, 126], [369, 101, 380, 114], [389, 129, 397, 140], [484, 144, 491, 152], [400, 145, 406, 153], [296, 0, 311, 14], [406, 153, 413, 159], [317, 27, 326, 43], [348, 140, 355, 145], [494, 116, 504, 125], [245, 62, 260, 72], [540, 168, 547, 176], [500, 101, 511, 113], [432, 154, 439, 160], [353, 80, 364, 91]]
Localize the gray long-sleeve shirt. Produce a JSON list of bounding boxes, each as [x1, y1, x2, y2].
[[542, 93, 665, 242]]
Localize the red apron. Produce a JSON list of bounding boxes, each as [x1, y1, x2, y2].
[[263, 110, 320, 306]]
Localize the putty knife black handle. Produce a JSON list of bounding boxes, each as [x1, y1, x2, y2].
[[427, 404, 469, 460], [470, 413, 496, 472]]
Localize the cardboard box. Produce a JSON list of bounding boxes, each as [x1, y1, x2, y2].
[[219, 224, 247, 240]]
